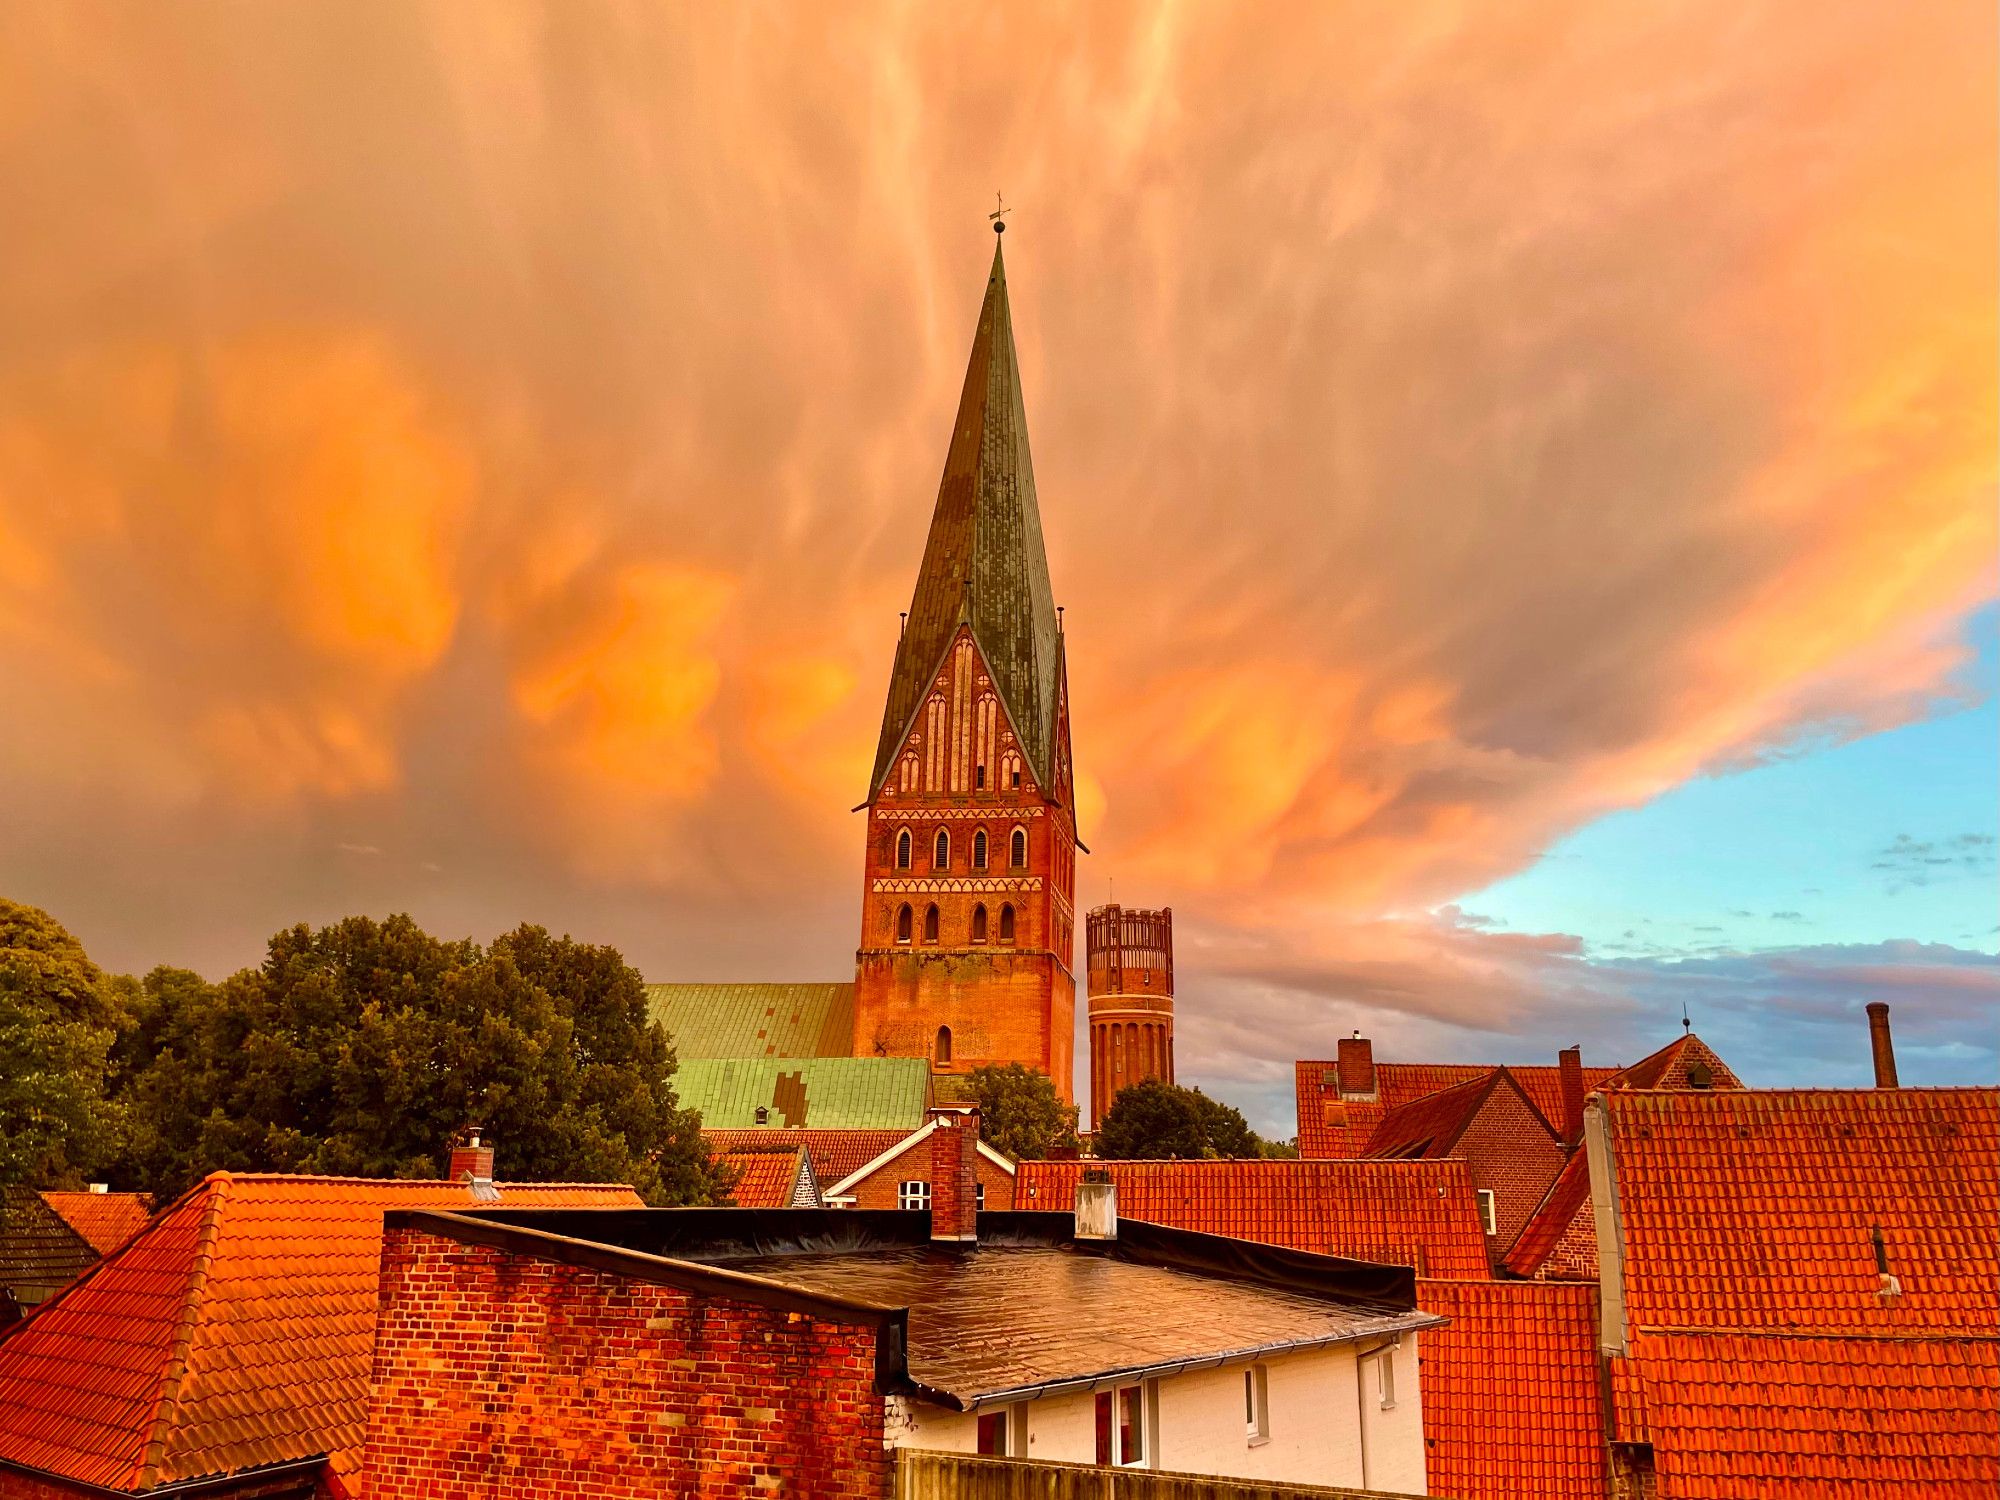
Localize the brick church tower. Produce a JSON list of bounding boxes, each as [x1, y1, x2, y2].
[[852, 229, 1080, 1102], [1086, 904, 1175, 1127]]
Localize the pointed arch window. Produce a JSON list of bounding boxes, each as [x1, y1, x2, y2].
[[999, 904, 1016, 944], [935, 1026, 953, 1065], [1010, 827, 1028, 870], [923, 904, 940, 943], [896, 904, 913, 944], [896, 829, 913, 870], [934, 829, 951, 870], [971, 905, 988, 944], [972, 829, 989, 870]]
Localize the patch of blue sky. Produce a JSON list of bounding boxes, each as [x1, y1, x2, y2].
[[1467, 605, 1998, 959]]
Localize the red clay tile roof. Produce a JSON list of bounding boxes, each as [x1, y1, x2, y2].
[[1501, 1148, 1594, 1280], [40, 1192, 153, 1255], [1016, 1159, 1493, 1279], [0, 1189, 98, 1306], [1297, 1058, 1624, 1156], [1362, 1072, 1493, 1159], [1604, 1087, 1998, 1333], [1416, 1279, 1608, 1499], [1601, 1087, 2000, 1498], [1602, 1033, 1741, 1093], [1633, 1331, 1999, 1498], [0, 1172, 641, 1492], [704, 1128, 910, 1188], [718, 1147, 814, 1208]]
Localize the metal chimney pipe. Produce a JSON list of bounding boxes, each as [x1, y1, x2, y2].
[[1866, 1002, 1899, 1089]]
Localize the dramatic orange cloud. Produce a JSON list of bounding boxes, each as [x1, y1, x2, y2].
[[0, 4, 1989, 1098]]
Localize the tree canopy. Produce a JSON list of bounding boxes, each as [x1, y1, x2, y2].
[[963, 1062, 1079, 1160], [1091, 1077, 1265, 1160], [0, 900, 123, 1194], [107, 913, 727, 1205]]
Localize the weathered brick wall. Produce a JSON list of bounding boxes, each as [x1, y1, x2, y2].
[[843, 1149, 1016, 1211], [363, 1227, 893, 1500], [1459, 1086, 1568, 1250]]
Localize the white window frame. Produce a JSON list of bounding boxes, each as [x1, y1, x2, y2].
[[1476, 1188, 1498, 1236], [898, 1180, 931, 1211], [1114, 1381, 1148, 1468], [1244, 1363, 1270, 1445], [1377, 1349, 1397, 1411], [976, 1404, 1027, 1458]]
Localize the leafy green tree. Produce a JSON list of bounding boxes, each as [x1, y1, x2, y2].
[[964, 1063, 1080, 1160], [0, 899, 123, 1193], [108, 914, 727, 1206], [1092, 1077, 1265, 1160]]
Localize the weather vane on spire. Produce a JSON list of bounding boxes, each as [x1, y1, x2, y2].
[[990, 191, 1011, 234]]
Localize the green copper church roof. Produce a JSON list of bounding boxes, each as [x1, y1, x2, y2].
[[675, 1057, 931, 1131], [645, 982, 855, 1059], [870, 237, 1061, 793]]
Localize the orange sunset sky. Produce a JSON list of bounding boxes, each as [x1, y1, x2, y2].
[[1, 4, 1993, 1126]]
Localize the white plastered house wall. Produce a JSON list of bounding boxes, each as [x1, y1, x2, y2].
[[883, 1336, 1427, 1493]]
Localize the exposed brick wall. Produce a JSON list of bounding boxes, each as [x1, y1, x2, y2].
[[841, 1146, 1016, 1211], [854, 627, 1077, 1103], [364, 1227, 892, 1500], [1534, 1196, 1602, 1281], [1458, 1084, 1569, 1251]]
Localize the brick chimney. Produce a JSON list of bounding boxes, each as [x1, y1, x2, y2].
[[448, 1126, 496, 1186], [1866, 1003, 1899, 1089], [1558, 1046, 1586, 1146], [1337, 1032, 1376, 1098], [929, 1110, 979, 1242]]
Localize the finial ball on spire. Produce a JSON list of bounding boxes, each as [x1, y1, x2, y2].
[[989, 190, 1011, 234]]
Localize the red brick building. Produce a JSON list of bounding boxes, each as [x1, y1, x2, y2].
[[1085, 904, 1175, 1128], [820, 1109, 1018, 1211]]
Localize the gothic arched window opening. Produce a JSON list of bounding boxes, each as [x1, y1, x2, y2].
[[999, 904, 1016, 944], [935, 1026, 953, 1065], [923, 904, 941, 943], [971, 905, 988, 943], [896, 904, 913, 944], [1010, 827, 1028, 870], [934, 829, 951, 870], [972, 829, 989, 870], [896, 829, 913, 870]]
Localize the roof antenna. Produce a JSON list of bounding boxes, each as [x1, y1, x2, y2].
[[990, 190, 1011, 235]]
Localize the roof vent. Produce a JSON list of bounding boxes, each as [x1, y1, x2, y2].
[[1075, 1170, 1117, 1241]]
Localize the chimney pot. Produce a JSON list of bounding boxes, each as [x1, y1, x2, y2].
[[928, 1109, 980, 1242], [1337, 1034, 1376, 1098], [1075, 1169, 1118, 1240], [1558, 1046, 1586, 1147], [1866, 1003, 1899, 1089]]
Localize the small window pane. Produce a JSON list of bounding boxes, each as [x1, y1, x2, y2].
[[1118, 1385, 1144, 1465], [1094, 1392, 1113, 1466]]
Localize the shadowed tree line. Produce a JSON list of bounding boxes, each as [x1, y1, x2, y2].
[[0, 898, 727, 1206]]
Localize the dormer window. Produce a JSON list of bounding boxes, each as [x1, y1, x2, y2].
[[753, 1106, 769, 1126]]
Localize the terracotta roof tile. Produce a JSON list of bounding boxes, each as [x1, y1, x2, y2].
[[40, 1192, 153, 1256], [1297, 1059, 1624, 1157], [0, 1189, 98, 1307], [717, 1147, 816, 1208], [704, 1129, 911, 1189], [1015, 1159, 1493, 1279], [1605, 1087, 1998, 1333], [1638, 1332, 1999, 1498], [1416, 1279, 1608, 1499], [0, 1172, 641, 1492]]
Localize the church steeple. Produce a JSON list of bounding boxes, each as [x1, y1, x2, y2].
[[870, 237, 1060, 793]]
